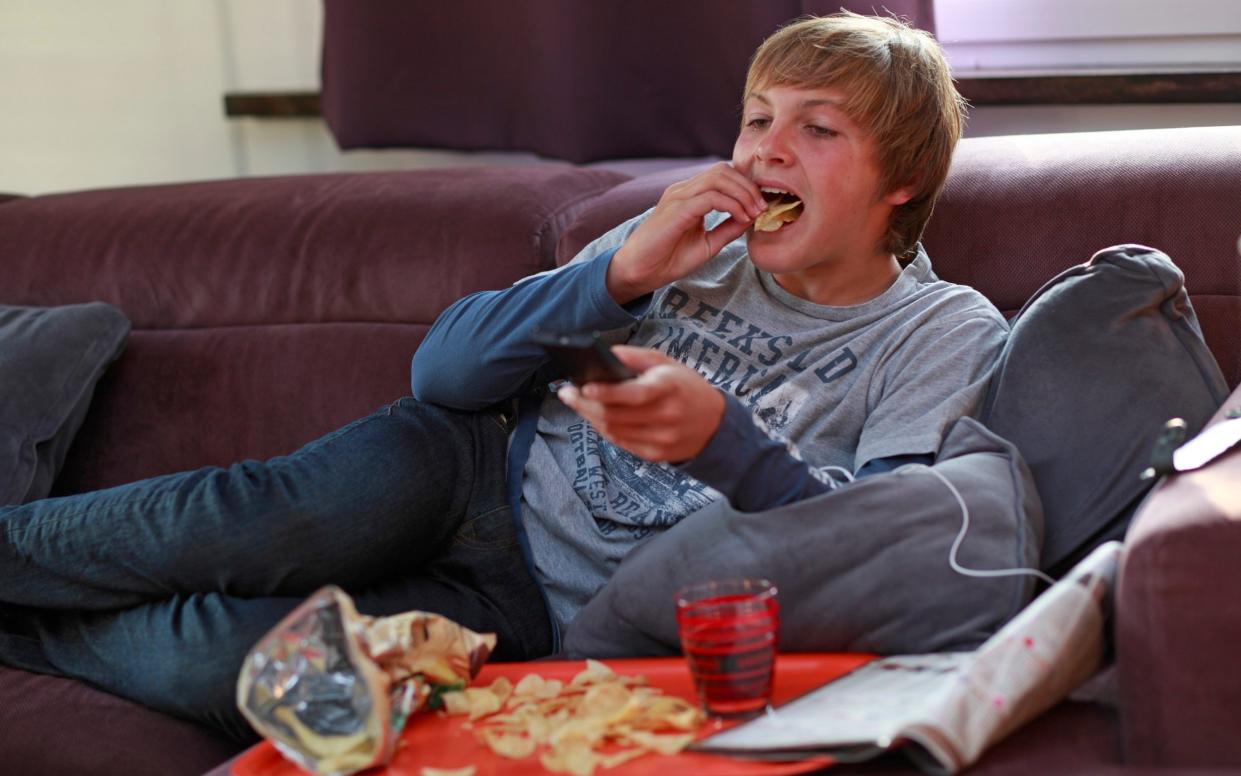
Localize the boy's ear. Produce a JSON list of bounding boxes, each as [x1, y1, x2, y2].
[[883, 183, 916, 206]]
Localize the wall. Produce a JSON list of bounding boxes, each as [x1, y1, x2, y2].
[[1, 0, 1238, 196], [0, 0, 540, 195]]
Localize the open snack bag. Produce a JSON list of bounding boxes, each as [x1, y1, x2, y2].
[[236, 585, 496, 776]]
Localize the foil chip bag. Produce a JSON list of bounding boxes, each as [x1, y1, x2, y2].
[[236, 585, 496, 776]]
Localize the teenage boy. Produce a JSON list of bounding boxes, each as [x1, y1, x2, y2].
[[413, 11, 1004, 638], [0, 12, 1004, 739]]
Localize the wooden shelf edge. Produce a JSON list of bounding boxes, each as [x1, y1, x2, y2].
[[956, 71, 1241, 106], [224, 92, 321, 118], [222, 72, 1241, 119]]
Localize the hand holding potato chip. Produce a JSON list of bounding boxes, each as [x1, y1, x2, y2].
[[606, 162, 766, 304]]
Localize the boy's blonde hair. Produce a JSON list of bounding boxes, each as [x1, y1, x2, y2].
[[744, 12, 965, 258]]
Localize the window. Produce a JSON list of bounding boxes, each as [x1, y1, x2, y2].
[[935, 0, 1241, 76]]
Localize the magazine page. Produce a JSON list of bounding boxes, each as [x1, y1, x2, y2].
[[695, 541, 1121, 774], [902, 540, 1120, 774]]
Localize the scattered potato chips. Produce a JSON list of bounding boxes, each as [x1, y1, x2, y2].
[[420, 767, 476, 776], [441, 660, 703, 775]]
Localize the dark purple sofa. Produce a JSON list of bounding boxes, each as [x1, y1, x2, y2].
[[2, 124, 1240, 775]]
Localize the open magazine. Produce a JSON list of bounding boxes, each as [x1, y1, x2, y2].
[[694, 540, 1121, 775]]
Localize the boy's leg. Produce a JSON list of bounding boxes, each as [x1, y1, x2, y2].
[[0, 398, 500, 610], [15, 506, 551, 743], [7, 594, 302, 742]]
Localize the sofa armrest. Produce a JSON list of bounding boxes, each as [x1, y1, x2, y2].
[[1117, 384, 1241, 766]]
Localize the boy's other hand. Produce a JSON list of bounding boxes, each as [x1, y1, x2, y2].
[[557, 346, 726, 463], [607, 163, 766, 304]]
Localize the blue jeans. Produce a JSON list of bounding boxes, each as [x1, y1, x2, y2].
[[0, 398, 552, 741]]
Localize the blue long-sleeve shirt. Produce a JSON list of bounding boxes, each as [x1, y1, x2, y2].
[[411, 249, 869, 510]]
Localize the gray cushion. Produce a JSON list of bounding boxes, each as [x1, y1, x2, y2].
[[980, 245, 1229, 577], [0, 302, 130, 505], [562, 417, 1043, 658]]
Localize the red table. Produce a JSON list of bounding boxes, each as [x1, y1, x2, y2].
[[232, 653, 874, 776]]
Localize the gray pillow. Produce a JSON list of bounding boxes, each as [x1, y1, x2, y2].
[[980, 245, 1228, 578], [562, 417, 1043, 658], [0, 302, 130, 505]]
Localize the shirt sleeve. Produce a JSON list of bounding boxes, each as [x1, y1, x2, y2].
[[676, 393, 833, 511], [411, 248, 650, 409], [677, 395, 935, 512], [854, 311, 1008, 469], [412, 211, 655, 409]]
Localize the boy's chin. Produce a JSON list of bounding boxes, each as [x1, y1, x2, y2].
[[746, 227, 807, 271]]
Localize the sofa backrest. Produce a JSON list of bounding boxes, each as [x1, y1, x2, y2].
[[0, 165, 627, 495], [557, 126, 1241, 389]]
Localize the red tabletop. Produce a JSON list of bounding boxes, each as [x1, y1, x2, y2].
[[232, 653, 875, 776]]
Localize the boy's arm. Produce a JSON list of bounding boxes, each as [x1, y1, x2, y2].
[[677, 395, 831, 510], [677, 396, 932, 512], [410, 248, 647, 410]]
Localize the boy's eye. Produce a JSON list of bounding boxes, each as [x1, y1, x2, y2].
[[806, 125, 838, 138], [745, 117, 770, 130]]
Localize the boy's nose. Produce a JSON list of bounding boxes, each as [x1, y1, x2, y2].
[[756, 128, 791, 164]]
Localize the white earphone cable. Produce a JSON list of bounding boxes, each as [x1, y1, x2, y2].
[[913, 464, 1056, 587]]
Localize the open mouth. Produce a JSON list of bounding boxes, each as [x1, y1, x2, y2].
[[754, 187, 803, 233]]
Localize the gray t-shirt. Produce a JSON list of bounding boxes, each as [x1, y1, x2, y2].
[[521, 213, 1008, 631]]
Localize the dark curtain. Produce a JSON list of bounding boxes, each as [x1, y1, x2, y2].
[[321, 1, 936, 162]]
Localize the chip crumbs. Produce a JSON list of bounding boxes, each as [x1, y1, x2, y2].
[[440, 659, 703, 775]]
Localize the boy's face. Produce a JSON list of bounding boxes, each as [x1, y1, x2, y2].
[[732, 84, 911, 300]]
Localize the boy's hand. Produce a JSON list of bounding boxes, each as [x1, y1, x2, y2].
[[607, 163, 766, 304], [557, 346, 725, 463]]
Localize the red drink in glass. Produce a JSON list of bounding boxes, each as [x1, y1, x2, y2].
[[676, 580, 779, 718]]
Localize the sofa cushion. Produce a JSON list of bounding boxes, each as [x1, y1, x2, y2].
[[0, 665, 237, 776], [980, 245, 1229, 578], [0, 303, 129, 505], [52, 324, 426, 495], [563, 417, 1042, 658]]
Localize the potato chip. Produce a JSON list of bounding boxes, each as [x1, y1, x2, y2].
[[420, 767, 476, 776], [441, 690, 472, 716], [444, 660, 704, 774], [482, 676, 513, 708], [754, 195, 803, 232], [443, 678, 512, 721], [477, 728, 536, 759], [578, 682, 634, 723], [569, 658, 616, 687], [541, 740, 601, 776], [513, 673, 564, 700], [619, 730, 696, 756], [597, 747, 646, 769], [629, 695, 700, 731]]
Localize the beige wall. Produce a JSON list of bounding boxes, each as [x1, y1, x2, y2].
[[1, 1, 1238, 196]]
